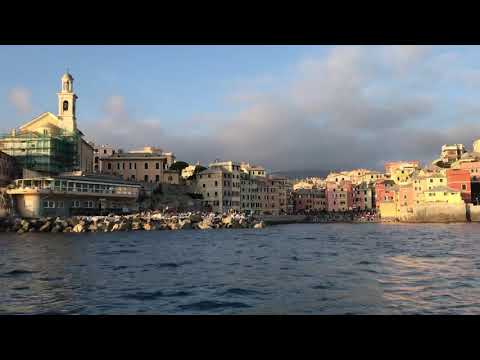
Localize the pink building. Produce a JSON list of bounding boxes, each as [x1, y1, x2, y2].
[[375, 179, 397, 210], [398, 184, 415, 210], [326, 181, 353, 212], [293, 188, 326, 214]]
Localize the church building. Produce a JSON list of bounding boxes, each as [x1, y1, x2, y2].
[[0, 72, 93, 175]]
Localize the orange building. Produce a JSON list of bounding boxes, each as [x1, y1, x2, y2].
[[446, 168, 471, 203]]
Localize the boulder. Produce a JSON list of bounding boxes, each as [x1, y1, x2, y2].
[[143, 223, 156, 231], [197, 221, 212, 230], [253, 221, 266, 229], [131, 222, 142, 231], [39, 221, 52, 232], [168, 222, 181, 230], [179, 219, 192, 230], [20, 219, 30, 231], [188, 214, 203, 223], [72, 223, 85, 233], [221, 215, 234, 226], [51, 225, 62, 233]]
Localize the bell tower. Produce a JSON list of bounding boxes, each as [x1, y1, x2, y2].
[[57, 71, 78, 133]]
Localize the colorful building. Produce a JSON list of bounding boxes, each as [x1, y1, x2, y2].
[[456, 161, 480, 204], [412, 170, 447, 204], [293, 188, 326, 213], [446, 168, 471, 203], [375, 179, 398, 210], [421, 186, 464, 204], [326, 180, 353, 212], [353, 182, 375, 211], [384, 161, 420, 175], [432, 144, 466, 168]]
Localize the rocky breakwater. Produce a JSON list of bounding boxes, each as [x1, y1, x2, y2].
[[0, 211, 267, 234]]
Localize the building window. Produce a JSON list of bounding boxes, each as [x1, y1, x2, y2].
[[134, 163, 137, 170], [63, 100, 69, 111], [107, 163, 112, 170], [462, 184, 467, 190], [145, 163, 149, 170], [129, 163, 132, 170], [57, 201, 64, 208], [43, 200, 55, 208], [86, 201, 94, 208], [156, 175, 160, 182], [72, 200, 81, 208], [117, 163, 120, 170], [131, 175, 135, 180], [168, 176, 173, 181], [156, 163, 160, 169], [144, 175, 149, 182], [202, 184, 206, 188]]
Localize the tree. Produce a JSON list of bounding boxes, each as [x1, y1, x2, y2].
[[169, 161, 189, 172]]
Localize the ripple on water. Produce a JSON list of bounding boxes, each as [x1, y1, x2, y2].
[[356, 260, 373, 265], [39, 277, 64, 282], [220, 288, 265, 296], [11, 286, 30, 291], [122, 290, 165, 301], [113, 265, 129, 271], [178, 300, 251, 311], [153, 263, 180, 269], [2, 269, 36, 277], [312, 281, 336, 290]]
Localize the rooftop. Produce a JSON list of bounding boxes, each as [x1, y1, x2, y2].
[[425, 186, 460, 193], [17, 175, 142, 187]]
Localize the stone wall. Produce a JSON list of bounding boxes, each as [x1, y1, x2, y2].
[[467, 204, 480, 222], [401, 203, 467, 223], [142, 183, 203, 212], [258, 215, 308, 225]]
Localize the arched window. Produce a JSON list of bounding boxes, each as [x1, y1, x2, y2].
[[63, 100, 69, 111]]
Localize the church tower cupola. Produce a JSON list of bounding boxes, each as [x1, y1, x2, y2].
[[57, 71, 78, 133]]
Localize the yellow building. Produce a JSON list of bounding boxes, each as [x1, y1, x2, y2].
[[421, 186, 464, 204], [293, 180, 314, 191], [391, 167, 416, 185], [379, 201, 397, 219], [412, 170, 447, 204]]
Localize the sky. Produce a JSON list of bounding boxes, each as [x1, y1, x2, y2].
[[2, 45, 480, 173]]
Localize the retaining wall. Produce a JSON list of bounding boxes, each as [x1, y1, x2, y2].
[[400, 203, 467, 223]]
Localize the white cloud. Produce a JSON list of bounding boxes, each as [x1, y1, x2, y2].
[[85, 45, 480, 173], [8, 87, 32, 114]]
